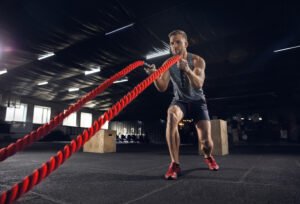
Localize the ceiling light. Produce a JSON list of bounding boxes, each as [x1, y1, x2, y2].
[[84, 67, 101, 75], [38, 81, 48, 86], [83, 100, 97, 108], [68, 88, 79, 92], [146, 49, 170, 59], [38, 52, 55, 60], [274, 45, 300, 53], [113, 77, 128, 84], [105, 23, 134, 36], [0, 69, 7, 75]]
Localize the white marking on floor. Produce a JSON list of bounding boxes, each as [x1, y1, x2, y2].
[[123, 180, 183, 204]]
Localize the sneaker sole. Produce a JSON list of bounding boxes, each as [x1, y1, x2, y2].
[[165, 176, 177, 180], [209, 167, 219, 171]]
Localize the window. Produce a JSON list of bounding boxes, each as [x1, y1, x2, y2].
[[33, 105, 51, 124], [80, 112, 92, 128], [5, 103, 28, 122], [102, 121, 109, 130], [63, 112, 77, 127]]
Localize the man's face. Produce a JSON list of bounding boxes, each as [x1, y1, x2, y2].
[[169, 34, 188, 55]]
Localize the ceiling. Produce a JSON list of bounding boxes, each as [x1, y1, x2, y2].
[[0, 0, 299, 120]]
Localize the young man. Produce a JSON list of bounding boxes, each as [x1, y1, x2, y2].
[[145, 30, 219, 180]]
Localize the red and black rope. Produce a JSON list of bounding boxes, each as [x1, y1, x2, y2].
[[0, 61, 144, 163], [0, 55, 180, 204]]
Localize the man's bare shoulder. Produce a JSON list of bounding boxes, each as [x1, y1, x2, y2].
[[191, 53, 205, 68], [191, 53, 205, 63]]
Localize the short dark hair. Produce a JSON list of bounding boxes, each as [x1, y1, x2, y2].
[[168, 30, 188, 41]]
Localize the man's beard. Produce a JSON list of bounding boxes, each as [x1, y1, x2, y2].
[[172, 49, 182, 55]]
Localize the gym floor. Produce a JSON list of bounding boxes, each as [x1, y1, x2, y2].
[[1, 143, 300, 204]]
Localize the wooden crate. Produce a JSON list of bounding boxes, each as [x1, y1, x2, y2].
[[83, 129, 116, 153], [199, 120, 229, 155]]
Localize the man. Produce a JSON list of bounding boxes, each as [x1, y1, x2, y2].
[[145, 30, 219, 180]]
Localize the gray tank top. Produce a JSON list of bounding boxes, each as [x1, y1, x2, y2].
[[169, 53, 206, 102]]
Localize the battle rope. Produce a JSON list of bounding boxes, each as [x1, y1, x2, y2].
[[0, 61, 144, 163], [0, 55, 180, 204]]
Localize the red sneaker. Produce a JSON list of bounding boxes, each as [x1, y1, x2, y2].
[[204, 156, 219, 171], [174, 163, 181, 176], [164, 162, 181, 180]]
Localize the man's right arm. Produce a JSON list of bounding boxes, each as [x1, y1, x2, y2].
[[153, 69, 170, 92], [144, 61, 170, 92]]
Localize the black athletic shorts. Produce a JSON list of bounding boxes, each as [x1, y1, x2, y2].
[[170, 99, 210, 122]]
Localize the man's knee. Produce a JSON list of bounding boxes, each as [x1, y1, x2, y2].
[[167, 112, 179, 125], [167, 107, 181, 125]]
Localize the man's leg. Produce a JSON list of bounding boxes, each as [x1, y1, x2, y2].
[[165, 105, 184, 179], [195, 120, 219, 170], [195, 120, 213, 158], [166, 105, 184, 164]]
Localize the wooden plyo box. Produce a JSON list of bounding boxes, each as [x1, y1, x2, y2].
[[83, 129, 116, 153], [199, 119, 229, 156]]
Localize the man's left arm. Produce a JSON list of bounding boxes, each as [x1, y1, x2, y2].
[[183, 56, 205, 89]]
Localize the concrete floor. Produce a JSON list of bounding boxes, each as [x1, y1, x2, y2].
[[0, 143, 300, 204]]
